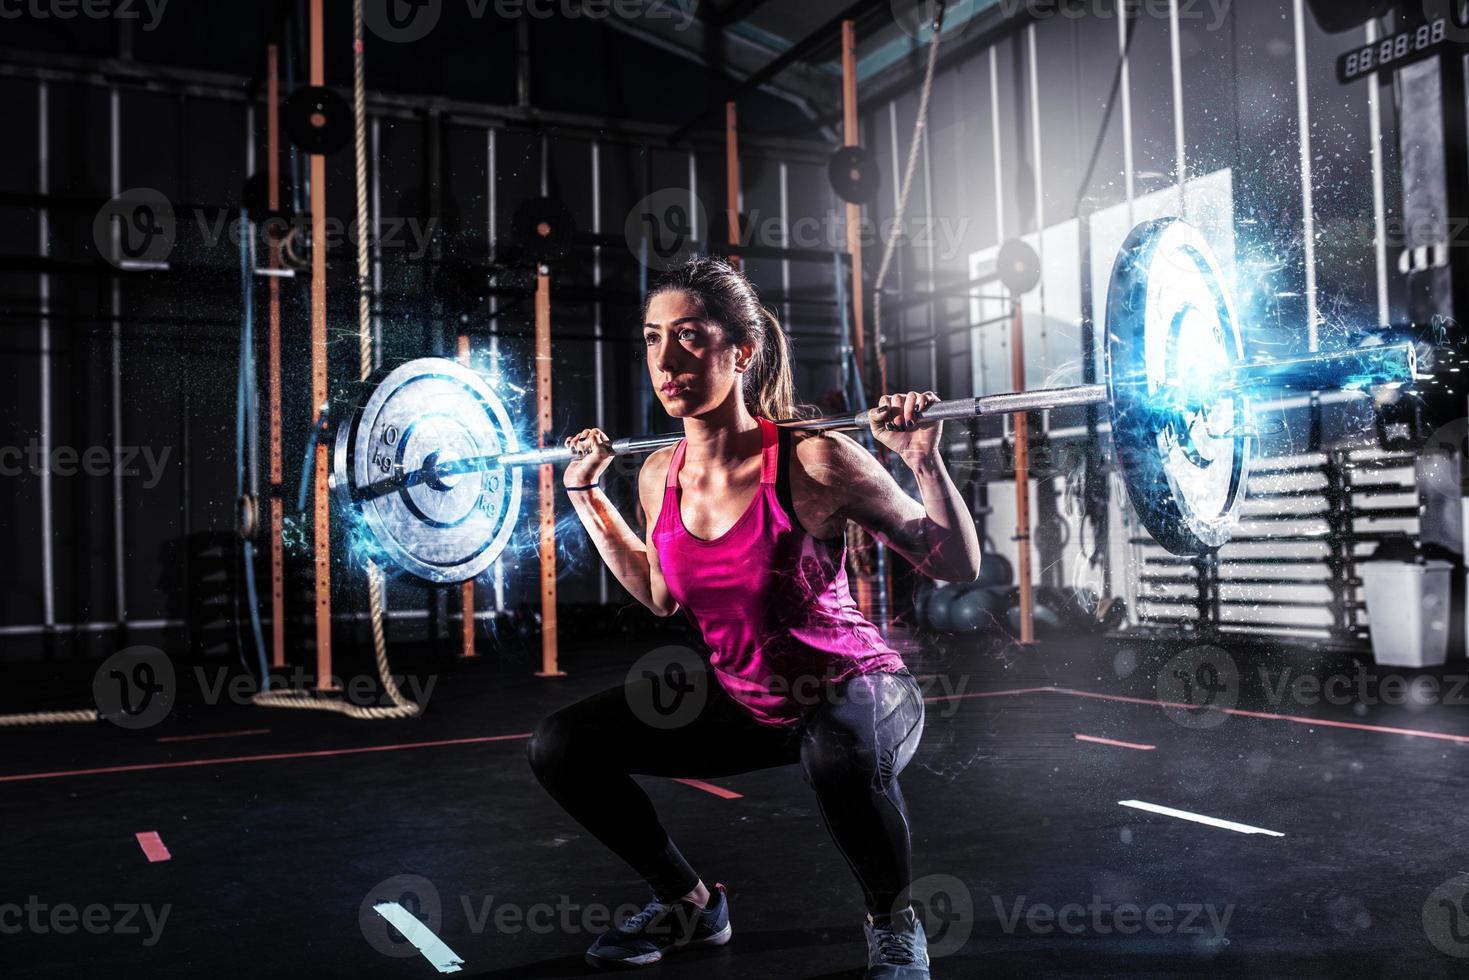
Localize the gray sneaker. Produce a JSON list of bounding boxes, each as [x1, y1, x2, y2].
[[585, 882, 732, 969], [864, 904, 931, 979]]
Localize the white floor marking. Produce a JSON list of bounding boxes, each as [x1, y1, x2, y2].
[[1119, 800, 1285, 837], [373, 902, 465, 974]]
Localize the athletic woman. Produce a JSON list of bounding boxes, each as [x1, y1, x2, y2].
[[526, 255, 980, 978]]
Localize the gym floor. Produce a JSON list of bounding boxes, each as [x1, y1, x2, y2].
[[4, 632, 1466, 978]]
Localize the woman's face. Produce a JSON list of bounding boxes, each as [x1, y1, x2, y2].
[[644, 289, 753, 419]]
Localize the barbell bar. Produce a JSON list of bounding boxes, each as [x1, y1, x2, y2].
[[329, 218, 1420, 583]]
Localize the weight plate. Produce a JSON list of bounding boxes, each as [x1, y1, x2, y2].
[[332, 359, 522, 584], [284, 86, 351, 155], [1106, 218, 1252, 556], [997, 238, 1041, 295], [828, 145, 882, 205]]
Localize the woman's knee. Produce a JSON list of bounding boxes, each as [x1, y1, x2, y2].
[[526, 710, 585, 780]]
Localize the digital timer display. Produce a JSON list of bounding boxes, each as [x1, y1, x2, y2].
[[1338, 19, 1450, 84]]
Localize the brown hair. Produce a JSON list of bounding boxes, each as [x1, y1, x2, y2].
[[644, 255, 809, 421]]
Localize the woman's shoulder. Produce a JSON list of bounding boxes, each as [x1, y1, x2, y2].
[[789, 428, 866, 484], [637, 444, 677, 498], [640, 444, 677, 479]]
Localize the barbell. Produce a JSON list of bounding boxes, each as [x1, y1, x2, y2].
[[329, 218, 1418, 584]]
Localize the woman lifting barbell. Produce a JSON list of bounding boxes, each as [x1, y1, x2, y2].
[[525, 255, 980, 978]]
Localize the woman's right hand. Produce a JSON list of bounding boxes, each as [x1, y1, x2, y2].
[[563, 428, 615, 488]]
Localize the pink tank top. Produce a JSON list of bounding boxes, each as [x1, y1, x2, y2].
[[652, 417, 907, 727]]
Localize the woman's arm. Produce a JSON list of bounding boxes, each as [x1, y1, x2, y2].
[[798, 393, 981, 583], [563, 434, 680, 616]]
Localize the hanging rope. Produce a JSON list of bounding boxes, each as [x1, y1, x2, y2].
[[254, 0, 418, 720], [871, 1, 947, 395]]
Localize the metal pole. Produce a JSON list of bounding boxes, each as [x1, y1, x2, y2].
[[267, 42, 286, 669], [309, 0, 334, 690], [1010, 300, 1035, 645], [725, 101, 742, 269], [535, 266, 565, 678]]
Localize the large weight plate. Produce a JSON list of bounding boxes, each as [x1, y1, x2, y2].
[[332, 358, 522, 584], [1106, 219, 1252, 556]]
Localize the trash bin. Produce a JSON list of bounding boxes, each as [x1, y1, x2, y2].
[[1361, 556, 1453, 668]]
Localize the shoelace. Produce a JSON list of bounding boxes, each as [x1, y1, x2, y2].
[[621, 899, 668, 934], [874, 926, 918, 964]]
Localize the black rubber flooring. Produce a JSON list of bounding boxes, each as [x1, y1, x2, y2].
[[4, 630, 1469, 978]]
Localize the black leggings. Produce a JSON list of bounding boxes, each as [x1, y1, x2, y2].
[[526, 665, 926, 916]]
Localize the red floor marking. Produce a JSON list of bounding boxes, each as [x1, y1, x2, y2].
[[135, 831, 171, 863], [925, 683, 1469, 745], [0, 732, 533, 784], [1074, 733, 1156, 751], [672, 778, 742, 800], [156, 729, 272, 743], [1049, 686, 1469, 745], [922, 686, 1057, 703]]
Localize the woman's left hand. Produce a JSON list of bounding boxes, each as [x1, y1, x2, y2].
[[869, 390, 942, 466]]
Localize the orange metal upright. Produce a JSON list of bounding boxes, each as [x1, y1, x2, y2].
[[266, 43, 286, 670], [458, 335, 477, 659], [725, 101, 742, 268], [309, 0, 334, 688], [534, 269, 564, 677], [1010, 302, 1035, 644], [841, 19, 877, 620]]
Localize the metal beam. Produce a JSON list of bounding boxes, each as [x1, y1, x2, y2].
[[597, 1, 838, 128], [670, 0, 890, 143]]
